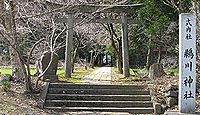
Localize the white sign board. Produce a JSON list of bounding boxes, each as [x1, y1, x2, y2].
[[179, 13, 196, 113]]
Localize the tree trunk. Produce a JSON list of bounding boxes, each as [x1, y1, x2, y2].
[[117, 39, 123, 74], [9, 0, 32, 92], [91, 52, 99, 68], [9, 0, 24, 81], [72, 47, 78, 73], [91, 57, 95, 69], [97, 54, 102, 66], [108, 24, 123, 74], [116, 52, 123, 74], [157, 46, 162, 63], [84, 58, 88, 70], [146, 39, 153, 70], [105, 53, 108, 64], [9, 47, 18, 79], [89, 51, 93, 67], [21, 59, 32, 93]]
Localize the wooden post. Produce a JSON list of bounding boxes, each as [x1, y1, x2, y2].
[[65, 14, 74, 77], [121, 14, 129, 77]]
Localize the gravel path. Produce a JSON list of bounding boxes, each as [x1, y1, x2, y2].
[[81, 67, 112, 84]]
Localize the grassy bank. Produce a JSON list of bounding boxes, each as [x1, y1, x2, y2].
[[58, 67, 99, 83], [112, 67, 179, 76], [0, 66, 98, 83], [0, 67, 35, 75]]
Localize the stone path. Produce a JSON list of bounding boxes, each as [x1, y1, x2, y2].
[[81, 67, 112, 84]]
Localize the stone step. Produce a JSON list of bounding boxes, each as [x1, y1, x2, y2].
[[45, 100, 153, 107], [39, 82, 154, 114], [48, 88, 150, 95], [46, 94, 151, 101], [49, 83, 147, 89], [44, 107, 154, 114]]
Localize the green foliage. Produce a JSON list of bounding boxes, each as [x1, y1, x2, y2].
[[105, 45, 114, 55], [0, 66, 96, 83], [133, 0, 192, 39], [164, 67, 179, 76], [0, 67, 35, 76], [129, 0, 173, 67], [129, 0, 191, 68], [168, 47, 179, 57], [180, 0, 192, 13], [0, 68, 12, 75], [129, 25, 147, 67], [129, 68, 140, 76], [136, 0, 171, 38], [105, 45, 116, 66], [0, 80, 11, 92]]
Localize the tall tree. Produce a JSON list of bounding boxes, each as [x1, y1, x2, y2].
[[102, 23, 123, 73], [0, 0, 33, 92], [133, 0, 188, 69]]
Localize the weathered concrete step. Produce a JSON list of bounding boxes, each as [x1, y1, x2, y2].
[[44, 107, 154, 114], [45, 100, 153, 107], [46, 94, 151, 101], [48, 88, 150, 95], [49, 83, 147, 89]]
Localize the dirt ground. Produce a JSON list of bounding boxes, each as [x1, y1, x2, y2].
[[0, 82, 56, 115]]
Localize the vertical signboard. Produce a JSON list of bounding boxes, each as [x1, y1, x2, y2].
[[179, 13, 196, 113]]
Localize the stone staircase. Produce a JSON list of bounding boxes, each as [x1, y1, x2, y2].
[[38, 82, 154, 114]]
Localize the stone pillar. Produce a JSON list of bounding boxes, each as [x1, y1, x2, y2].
[[121, 14, 129, 77], [179, 13, 196, 113], [65, 14, 74, 77]]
